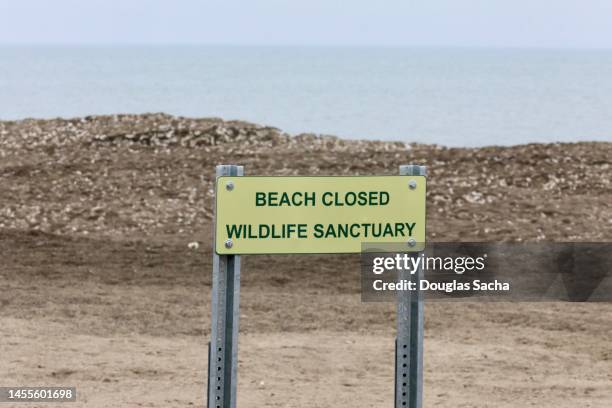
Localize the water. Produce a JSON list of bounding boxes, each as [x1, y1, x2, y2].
[[1, 46, 611, 147]]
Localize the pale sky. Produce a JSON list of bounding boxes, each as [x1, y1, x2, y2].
[[1, 0, 611, 48]]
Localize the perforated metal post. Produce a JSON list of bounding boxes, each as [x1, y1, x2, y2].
[[207, 165, 243, 408], [396, 164, 426, 408]]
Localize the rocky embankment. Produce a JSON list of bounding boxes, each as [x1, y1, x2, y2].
[[0, 113, 610, 242]]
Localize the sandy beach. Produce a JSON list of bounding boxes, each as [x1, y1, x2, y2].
[[1, 114, 611, 407]]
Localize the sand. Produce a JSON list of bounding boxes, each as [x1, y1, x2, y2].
[[0, 114, 611, 407]]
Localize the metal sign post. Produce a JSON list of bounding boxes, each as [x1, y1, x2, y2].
[[207, 164, 243, 408], [396, 165, 426, 408], [207, 163, 426, 408]]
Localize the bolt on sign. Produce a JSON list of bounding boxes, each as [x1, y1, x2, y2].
[[215, 176, 426, 254]]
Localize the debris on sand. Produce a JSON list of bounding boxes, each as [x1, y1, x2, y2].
[[0, 114, 610, 241]]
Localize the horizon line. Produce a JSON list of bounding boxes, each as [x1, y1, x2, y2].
[[1, 42, 612, 51]]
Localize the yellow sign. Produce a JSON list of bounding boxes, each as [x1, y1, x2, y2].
[[215, 176, 426, 254]]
